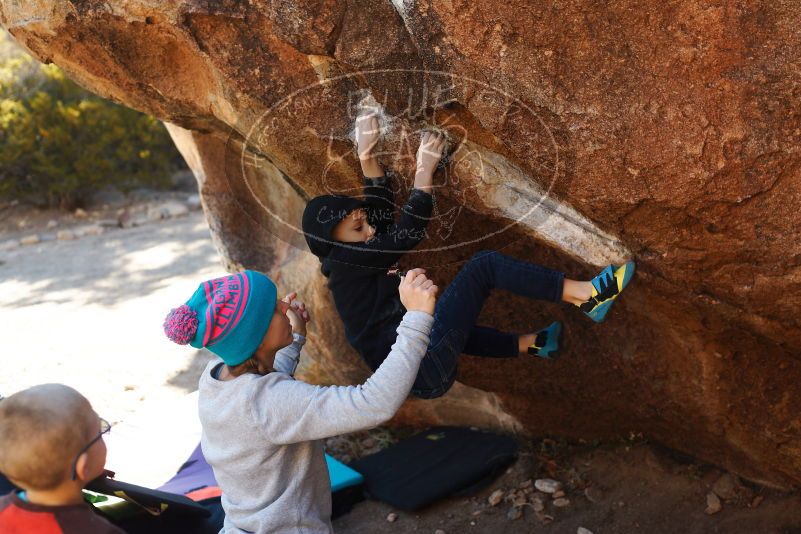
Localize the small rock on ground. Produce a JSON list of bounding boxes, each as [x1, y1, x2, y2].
[[74, 225, 104, 237], [506, 506, 523, 520], [712, 473, 738, 500], [584, 486, 604, 503], [147, 201, 189, 221], [553, 498, 570, 508], [386, 512, 398, 523], [488, 489, 504, 506], [577, 528, 594, 534], [705, 492, 722, 515], [186, 194, 202, 209], [511, 493, 527, 507], [20, 234, 40, 246], [534, 479, 563, 494], [57, 230, 76, 241]]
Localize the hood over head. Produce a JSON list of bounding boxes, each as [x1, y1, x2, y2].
[[302, 195, 365, 258]]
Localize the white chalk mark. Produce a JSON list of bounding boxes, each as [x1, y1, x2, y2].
[[455, 140, 631, 266]]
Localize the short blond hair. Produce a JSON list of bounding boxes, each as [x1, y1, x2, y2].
[[0, 384, 96, 490]]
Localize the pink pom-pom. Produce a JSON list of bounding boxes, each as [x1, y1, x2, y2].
[[163, 305, 198, 345]]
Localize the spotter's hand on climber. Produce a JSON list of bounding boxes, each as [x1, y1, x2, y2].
[[282, 291, 310, 337], [398, 268, 438, 316]]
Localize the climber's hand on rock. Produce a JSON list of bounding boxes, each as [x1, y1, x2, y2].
[[399, 268, 438, 315], [356, 112, 381, 160], [415, 131, 446, 193], [356, 111, 384, 178]]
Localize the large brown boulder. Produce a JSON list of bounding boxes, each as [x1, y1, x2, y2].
[[2, 1, 799, 488]]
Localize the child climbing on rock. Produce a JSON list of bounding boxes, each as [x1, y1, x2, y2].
[[301, 110, 636, 399], [163, 268, 437, 533]]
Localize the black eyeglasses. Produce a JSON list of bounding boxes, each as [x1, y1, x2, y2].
[[71, 417, 111, 481]]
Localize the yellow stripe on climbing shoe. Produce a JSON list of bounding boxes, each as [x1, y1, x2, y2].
[[613, 263, 631, 293]]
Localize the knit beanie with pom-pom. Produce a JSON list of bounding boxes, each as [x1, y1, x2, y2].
[[163, 270, 277, 366]]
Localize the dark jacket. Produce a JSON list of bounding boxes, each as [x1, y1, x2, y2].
[[301, 174, 434, 369]]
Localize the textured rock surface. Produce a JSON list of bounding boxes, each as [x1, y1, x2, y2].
[[2, 1, 800, 487]]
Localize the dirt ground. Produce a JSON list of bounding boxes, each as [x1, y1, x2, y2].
[[332, 433, 801, 534], [2, 199, 800, 534]]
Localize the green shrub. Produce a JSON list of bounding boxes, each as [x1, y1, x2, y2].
[[0, 32, 183, 209]]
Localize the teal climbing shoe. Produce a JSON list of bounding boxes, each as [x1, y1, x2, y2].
[[579, 261, 636, 323], [528, 321, 562, 359]]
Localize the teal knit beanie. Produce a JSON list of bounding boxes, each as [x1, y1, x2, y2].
[[163, 270, 278, 366]]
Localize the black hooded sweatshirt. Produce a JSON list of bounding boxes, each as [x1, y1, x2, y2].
[[302, 174, 433, 370]]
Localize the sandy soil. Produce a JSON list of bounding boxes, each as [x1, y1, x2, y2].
[[2, 202, 800, 534], [0, 205, 220, 423]]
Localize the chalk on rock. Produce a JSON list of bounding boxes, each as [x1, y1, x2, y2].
[[534, 479, 563, 494]]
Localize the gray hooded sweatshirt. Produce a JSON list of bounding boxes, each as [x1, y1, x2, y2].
[[197, 311, 433, 533]]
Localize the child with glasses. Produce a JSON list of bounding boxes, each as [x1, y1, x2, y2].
[[0, 383, 121, 534]]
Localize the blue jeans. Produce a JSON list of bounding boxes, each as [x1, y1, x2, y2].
[[409, 250, 565, 399]]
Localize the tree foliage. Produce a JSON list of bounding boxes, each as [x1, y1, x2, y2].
[[0, 31, 183, 208]]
